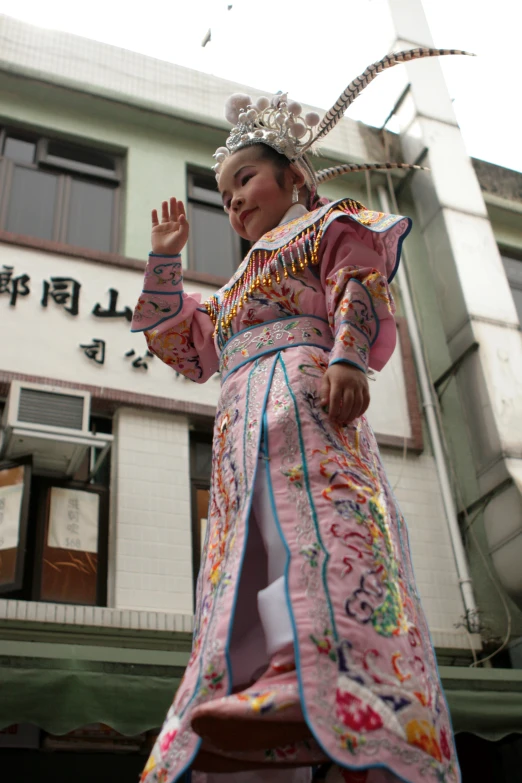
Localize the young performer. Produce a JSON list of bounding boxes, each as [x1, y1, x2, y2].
[[132, 48, 471, 783]]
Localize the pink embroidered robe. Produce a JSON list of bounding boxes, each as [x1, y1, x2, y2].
[[131, 199, 460, 783]]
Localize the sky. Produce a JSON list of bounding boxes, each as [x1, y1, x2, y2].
[[0, 0, 519, 173]]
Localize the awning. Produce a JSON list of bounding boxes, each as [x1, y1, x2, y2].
[[440, 666, 522, 740], [2, 655, 522, 740], [0, 654, 183, 736]]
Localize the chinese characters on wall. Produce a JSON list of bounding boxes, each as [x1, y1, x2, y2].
[[2, 265, 157, 373]]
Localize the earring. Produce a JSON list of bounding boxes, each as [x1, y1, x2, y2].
[[292, 184, 299, 204]]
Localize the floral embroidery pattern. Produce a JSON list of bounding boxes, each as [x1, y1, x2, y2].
[[145, 259, 183, 289], [146, 319, 203, 380], [336, 690, 384, 733], [325, 265, 395, 372], [234, 687, 298, 714], [220, 316, 331, 376], [132, 292, 183, 330], [282, 464, 304, 488], [200, 663, 225, 697], [310, 629, 337, 661], [406, 719, 443, 763], [138, 202, 457, 783]]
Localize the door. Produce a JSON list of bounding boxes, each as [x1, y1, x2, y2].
[[32, 478, 109, 605], [0, 457, 32, 594]]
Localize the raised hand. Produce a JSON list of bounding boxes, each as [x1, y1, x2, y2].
[[151, 197, 189, 256]]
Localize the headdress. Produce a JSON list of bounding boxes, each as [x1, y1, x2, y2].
[[213, 47, 473, 185]]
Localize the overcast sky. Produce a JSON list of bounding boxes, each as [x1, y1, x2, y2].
[[0, 0, 519, 172]]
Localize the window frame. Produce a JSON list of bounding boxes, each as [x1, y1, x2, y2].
[[186, 165, 249, 276], [0, 456, 33, 595], [0, 409, 112, 606], [31, 477, 109, 606], [0, 126, 123, 254]]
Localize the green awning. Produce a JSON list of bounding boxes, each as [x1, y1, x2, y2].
[[0, 654, 183, 736], [1, 655, 522, 740], [439, 665, 522, 741]]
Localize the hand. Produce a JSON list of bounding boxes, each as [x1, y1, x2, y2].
[[320, 363, 370, 424], [151, 198, 189, 256]]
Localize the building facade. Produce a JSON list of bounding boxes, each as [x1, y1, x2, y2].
[[0, 9, 521, 781]]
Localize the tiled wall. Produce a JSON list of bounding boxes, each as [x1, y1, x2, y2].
[[110, 407, 194, 614], [381, 448, 472, 649], [107, 408, 472, 648]]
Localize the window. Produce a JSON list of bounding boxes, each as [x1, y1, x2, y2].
[[501, 253, 522, 326], [0, 415, 111, 606], [0, 128, 121, 253], [187, 169, 249, 278], [190, 431, 213, 591]]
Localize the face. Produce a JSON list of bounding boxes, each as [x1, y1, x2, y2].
[[218, 147, 298, 242]]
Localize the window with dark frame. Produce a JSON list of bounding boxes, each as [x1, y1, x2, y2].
[[501, 253, 522, 326], [0, 128, 122, 254], [190, 431, 213, 593], [187, 168, 250, 278], [0, 413, 112, 606]]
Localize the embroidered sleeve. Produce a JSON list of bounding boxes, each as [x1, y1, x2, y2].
[[320, 220, 399, 373], [131, 253, 218, 383]]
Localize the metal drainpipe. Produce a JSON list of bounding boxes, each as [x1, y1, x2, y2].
[[377, 185, 480, 634]]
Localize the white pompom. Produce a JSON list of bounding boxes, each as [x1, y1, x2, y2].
[[305, 111, 320, 127], [256, 96, 270, 111], [290, 122, 307, 139], [224, 93, 252, 124], [271, 92, 287, 108], [288, 101, 302, 116]]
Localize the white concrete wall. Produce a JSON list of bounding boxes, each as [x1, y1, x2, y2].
[[110, 407, 193, 614], [0, 244, 220, 408], [0, 14, 379, 166]]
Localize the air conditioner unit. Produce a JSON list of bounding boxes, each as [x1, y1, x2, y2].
[[0, 381, 113, 477]]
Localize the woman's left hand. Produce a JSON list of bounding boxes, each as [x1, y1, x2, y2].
[[320, 363, 370, 424]]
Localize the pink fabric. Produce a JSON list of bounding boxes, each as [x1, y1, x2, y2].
[[132, 254, 218, 382], [134, 203, 459, 783], [319, 220, 398, 372]]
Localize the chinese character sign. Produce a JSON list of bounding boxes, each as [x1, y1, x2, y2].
[[0, 265, 30, 306], [80, 339, 106, 365], [92, 289, 132, 321], [42, 277, 81, 316], [47, 488, 99, 553]]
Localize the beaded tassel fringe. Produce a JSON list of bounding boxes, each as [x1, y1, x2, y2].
[[205, 199, 364, 338]]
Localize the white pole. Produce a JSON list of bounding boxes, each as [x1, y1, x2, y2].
[[378, 185, 480, 634]]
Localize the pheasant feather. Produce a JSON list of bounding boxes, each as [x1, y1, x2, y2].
[[316, 162, 428, 183], [300, 48, 474, 155]]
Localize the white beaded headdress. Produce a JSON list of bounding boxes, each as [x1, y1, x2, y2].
[[213, 47, 473, 186]]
